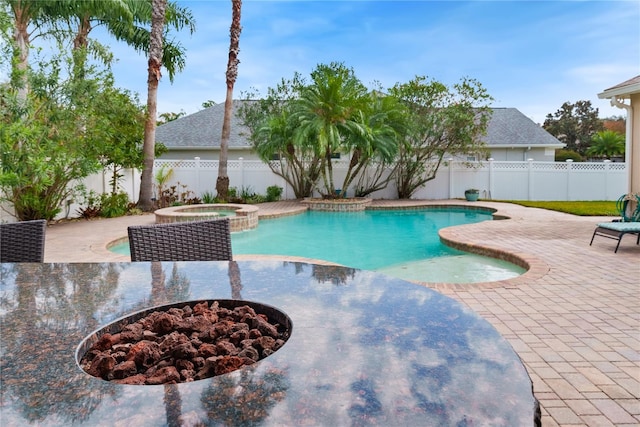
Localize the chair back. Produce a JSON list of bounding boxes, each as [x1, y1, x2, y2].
[[128, 219, 233, 262], [0, 219, 47, 263]]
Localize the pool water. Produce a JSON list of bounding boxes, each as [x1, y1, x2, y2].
[[110, 208, 525, 283], [233, 209, 525, 282]]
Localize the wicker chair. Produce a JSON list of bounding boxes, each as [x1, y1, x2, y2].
[[127, 219, 233, 262], [0, 219, 47, 263]]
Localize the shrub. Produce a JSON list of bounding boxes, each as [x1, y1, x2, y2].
[[266, 185, 283, 202], [555, 149, 583, 162], [77, 190, 102, 219], [157, 183, 199, 207], [201, 191, 216, 204], [100, 192, 130, 218]]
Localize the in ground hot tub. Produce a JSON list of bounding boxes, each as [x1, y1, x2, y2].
[[154, 204, 258, 232]]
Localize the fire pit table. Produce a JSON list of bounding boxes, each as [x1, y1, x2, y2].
[[0, 260, 540, 426]]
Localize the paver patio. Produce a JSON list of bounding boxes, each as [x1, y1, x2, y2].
[[42, 199, 639, 426]]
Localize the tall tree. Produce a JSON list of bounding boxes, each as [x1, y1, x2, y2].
[[543, 100, 604, 155], [603, 116, 625, 134], [3, 0, 194, 102], [138, 0, 167, 211], [216, 0, 242, 202], [344, 90, 407, 197], [237, 75, 324, 198], [389, 76, 493, 199], [5, 0, 48, 103], [62, 0, 194, 82], [0, 52, 144, 220], [291, 62, 369, 197], [4, 0, 134, 101]]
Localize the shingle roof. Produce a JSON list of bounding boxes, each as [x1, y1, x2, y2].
[[604, 75, 640, 92], [598, 75, 640, 99], [482, 108, 563, 147], [156, 102, 562, 149], [155, 102, 251, 149]]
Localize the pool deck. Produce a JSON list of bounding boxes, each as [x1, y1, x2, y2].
[[42, 199, 639, 426]]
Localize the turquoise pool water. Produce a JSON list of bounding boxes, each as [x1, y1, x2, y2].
[[110, 208, 525, 283]]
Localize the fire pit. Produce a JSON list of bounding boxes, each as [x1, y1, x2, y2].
[[78, 300, 291, 385]]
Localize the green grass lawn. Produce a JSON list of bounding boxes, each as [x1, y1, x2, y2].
[[501, 200, 618, 217]]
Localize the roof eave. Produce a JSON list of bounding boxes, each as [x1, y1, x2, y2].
[[598, 83, 640, 99], [488, 143, 565, 148]]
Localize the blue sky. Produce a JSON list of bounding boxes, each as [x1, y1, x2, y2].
[[96, 1, 639, 124]]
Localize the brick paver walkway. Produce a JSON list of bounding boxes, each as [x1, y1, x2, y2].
[[43, 200, 639, 426]]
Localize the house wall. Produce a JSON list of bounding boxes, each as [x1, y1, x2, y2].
[[631, 93, 639, 196], [485, 147, 555, 161]]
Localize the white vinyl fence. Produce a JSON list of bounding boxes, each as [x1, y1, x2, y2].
[[145, 158, 626, 202], [0, 159, 628, 223]]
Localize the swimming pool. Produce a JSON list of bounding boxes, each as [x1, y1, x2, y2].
[[110, 207, 525, 283], [233, 208, 525, 282]]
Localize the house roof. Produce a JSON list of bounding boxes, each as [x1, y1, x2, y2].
[[598, 75, 640, 99], [482, 108, 564, 148], [155, 101, 252, 151], [156, 102, 563, 150]]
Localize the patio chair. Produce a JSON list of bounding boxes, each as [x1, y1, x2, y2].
[[128, 219, 233, 262], [0, 219, 47, 262], [590, 221, 640, 253]]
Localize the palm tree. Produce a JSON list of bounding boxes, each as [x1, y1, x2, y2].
[[5, 0, 63, 103], [342, 91, 406, 196], [586, 130, 625, 160], [6, 0, 138, 100], [292, 62, 369, 197], [64, 0, 195, 82], [236, 74, 323, 198], [5, 0, 194, 152], [138, 0, 167, 212], [216, 0, 242, 202]]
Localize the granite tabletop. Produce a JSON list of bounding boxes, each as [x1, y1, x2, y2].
[[0, 261, 539, 426]]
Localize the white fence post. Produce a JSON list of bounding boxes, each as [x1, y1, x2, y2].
[[527, 158, 534, 201], [566, 159, 573, 200], [448, 158, 454, 199], [239, 157, 245, 190], [488, 158, 494, 200], [194, 157, 201, 196], [604, 160, 611, 200], [131, 168, 138, 202]]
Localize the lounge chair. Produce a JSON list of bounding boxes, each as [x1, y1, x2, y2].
[[590, 221, 640, 253], [127, 219, 233, 261], [0, 219, 47, 262]]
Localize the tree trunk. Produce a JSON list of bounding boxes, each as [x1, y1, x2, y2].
[[138, 0, 167, 211], [216, 0, 242, 202], [11, 2, 31, 109], [71, 15, 91, 80]]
